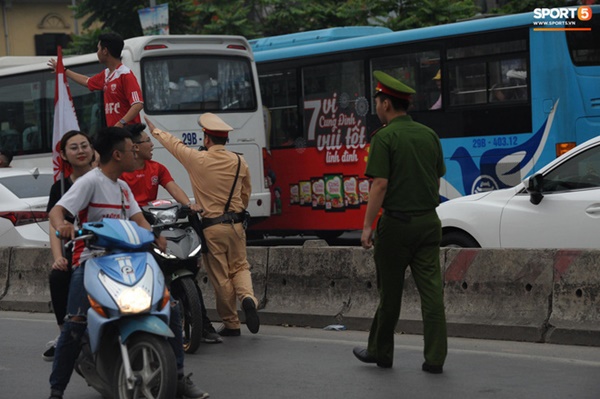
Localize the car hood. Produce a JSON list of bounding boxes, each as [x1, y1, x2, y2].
[[437, 185, 522, 247]]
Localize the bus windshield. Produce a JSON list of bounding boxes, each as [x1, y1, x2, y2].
[[142, 55, 257, 113]]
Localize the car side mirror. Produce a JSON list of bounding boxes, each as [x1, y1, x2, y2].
[[526, 173, 544, 205]]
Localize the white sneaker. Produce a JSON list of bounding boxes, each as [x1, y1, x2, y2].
[[42, 335, 59, 362]]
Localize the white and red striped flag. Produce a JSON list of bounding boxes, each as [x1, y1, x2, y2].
[[52, 46, 80, 182]]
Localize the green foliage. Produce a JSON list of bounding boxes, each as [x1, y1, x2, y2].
[[385, 0, 479, 31], [192, 1, 258, 37], [493, 0, 579, 15], [69, 0, 195, 54], [64, 28, 103, 56], [69, 0, 568, 50]]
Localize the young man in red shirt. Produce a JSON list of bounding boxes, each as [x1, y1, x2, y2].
[[48, 32, 143, 128]]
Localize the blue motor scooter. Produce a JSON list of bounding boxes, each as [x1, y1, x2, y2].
[[70, 218, 177, 399]]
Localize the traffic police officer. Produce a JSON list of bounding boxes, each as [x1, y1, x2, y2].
[[353, 71, 447, 373], [145, 113, 260, 337]]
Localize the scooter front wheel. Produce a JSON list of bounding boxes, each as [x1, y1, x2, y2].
[[113, 333, 177, 399]]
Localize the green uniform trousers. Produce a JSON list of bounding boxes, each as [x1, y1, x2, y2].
[[367, 211, 448, 367]]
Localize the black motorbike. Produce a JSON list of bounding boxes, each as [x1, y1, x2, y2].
[[142, 201, 205, 354]]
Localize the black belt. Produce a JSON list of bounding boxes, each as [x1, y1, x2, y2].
[[384, 209, 433, 222], [201, 212, 246, 229]]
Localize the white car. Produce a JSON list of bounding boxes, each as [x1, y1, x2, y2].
[[0, 167, 53, 247], [438, 135, 600, 248]]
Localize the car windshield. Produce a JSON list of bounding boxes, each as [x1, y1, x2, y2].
[[543, 144, 600, 192], [0, 173, 53, 198]]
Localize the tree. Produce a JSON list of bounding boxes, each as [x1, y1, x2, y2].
[[67, 0, 490, 49], [69, 0, 196, 54], [383, 0, 479, 31], [191, 0, 258, 37], [493, 0, 580, 15]]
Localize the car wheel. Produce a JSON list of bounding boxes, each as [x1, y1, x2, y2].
[[441, 231, 480, 248]]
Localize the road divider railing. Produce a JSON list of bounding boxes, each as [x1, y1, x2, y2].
[[1, 242, 598, 346]]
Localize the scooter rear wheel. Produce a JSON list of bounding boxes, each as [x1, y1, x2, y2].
[[173, 278, 203, 354], [112, 333, 177, 399]]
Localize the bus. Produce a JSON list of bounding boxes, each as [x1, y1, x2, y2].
[[0, 35, 271, 220], [248, 7, 600, 238]]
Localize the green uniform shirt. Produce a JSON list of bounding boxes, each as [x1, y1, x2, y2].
[[365, 115, 445, 212]]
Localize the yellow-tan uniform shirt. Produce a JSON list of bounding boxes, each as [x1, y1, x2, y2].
[[150, 128, 251, 217]]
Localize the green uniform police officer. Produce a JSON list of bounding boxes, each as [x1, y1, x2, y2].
[[353, 71, 448, 373]]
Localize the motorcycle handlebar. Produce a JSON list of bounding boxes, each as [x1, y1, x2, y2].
[[60, 231, 94, 250]]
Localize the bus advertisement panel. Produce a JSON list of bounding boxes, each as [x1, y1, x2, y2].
[[250, 6, 600, 238]]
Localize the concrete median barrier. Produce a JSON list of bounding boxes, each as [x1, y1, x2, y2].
[[261, 241, 359, 327], [0, 247, 52, 313], [1, 243, 600, 346], [443, 248, 554, 342], [0, 247, 11, 299], [547, 250, 600, 346]]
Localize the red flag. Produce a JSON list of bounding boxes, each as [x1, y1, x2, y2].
[[52, 46, 80, 182]]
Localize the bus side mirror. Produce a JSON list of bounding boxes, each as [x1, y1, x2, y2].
[[526, 173, 544, 205]]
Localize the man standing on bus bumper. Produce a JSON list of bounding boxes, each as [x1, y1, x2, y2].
[[144, 113, 260, 337], [353, 71, 447, 373]]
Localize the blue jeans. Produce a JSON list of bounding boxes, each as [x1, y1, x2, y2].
[[169, 300, 184, 374], [49, 265, 89, 393]]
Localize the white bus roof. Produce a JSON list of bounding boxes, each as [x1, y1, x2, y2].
[[0, 35, 256, 76], [0, 56, 49, 69]]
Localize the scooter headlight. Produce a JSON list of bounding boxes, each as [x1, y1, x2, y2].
[[99, 264, 154, 315], [149, 206, 178, 224], [117, 287, 151, 314]]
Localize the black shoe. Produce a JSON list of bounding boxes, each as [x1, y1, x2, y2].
[[177, 373, 209, 398], [42, 344, 55, 362], [48, 389, 63, 399], [242, 297, 260, 334], [217, 327, 241, 337], [42, 335, 59, 362], [352, 347, 392, 368], [422, 362, 443, 374], [201, 330, 223, 344]]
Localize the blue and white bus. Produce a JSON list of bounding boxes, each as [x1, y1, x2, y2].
[[248, 7, 600, 237]]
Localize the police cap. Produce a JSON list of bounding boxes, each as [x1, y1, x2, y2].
[[373, 70, 415, 101], [198, 113, 233, 138]]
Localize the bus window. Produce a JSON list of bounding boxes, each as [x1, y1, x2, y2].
[[59, 63, 105, 138], [259, 69, 300, 148], [302, 61, 366, 145], [371, 50, 441, 111], [142, 55, 257, 113], [0, 72, 45, 154], [449, 62, 487, 106], [447, 37, 528, 107], [44, 64, 104, 143], [566, 15, 600, 66], [489, 58, 528, 102]]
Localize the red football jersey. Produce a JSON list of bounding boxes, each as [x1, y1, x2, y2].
[[121, 160, 175, 206], [88, 63, 143, 126]]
